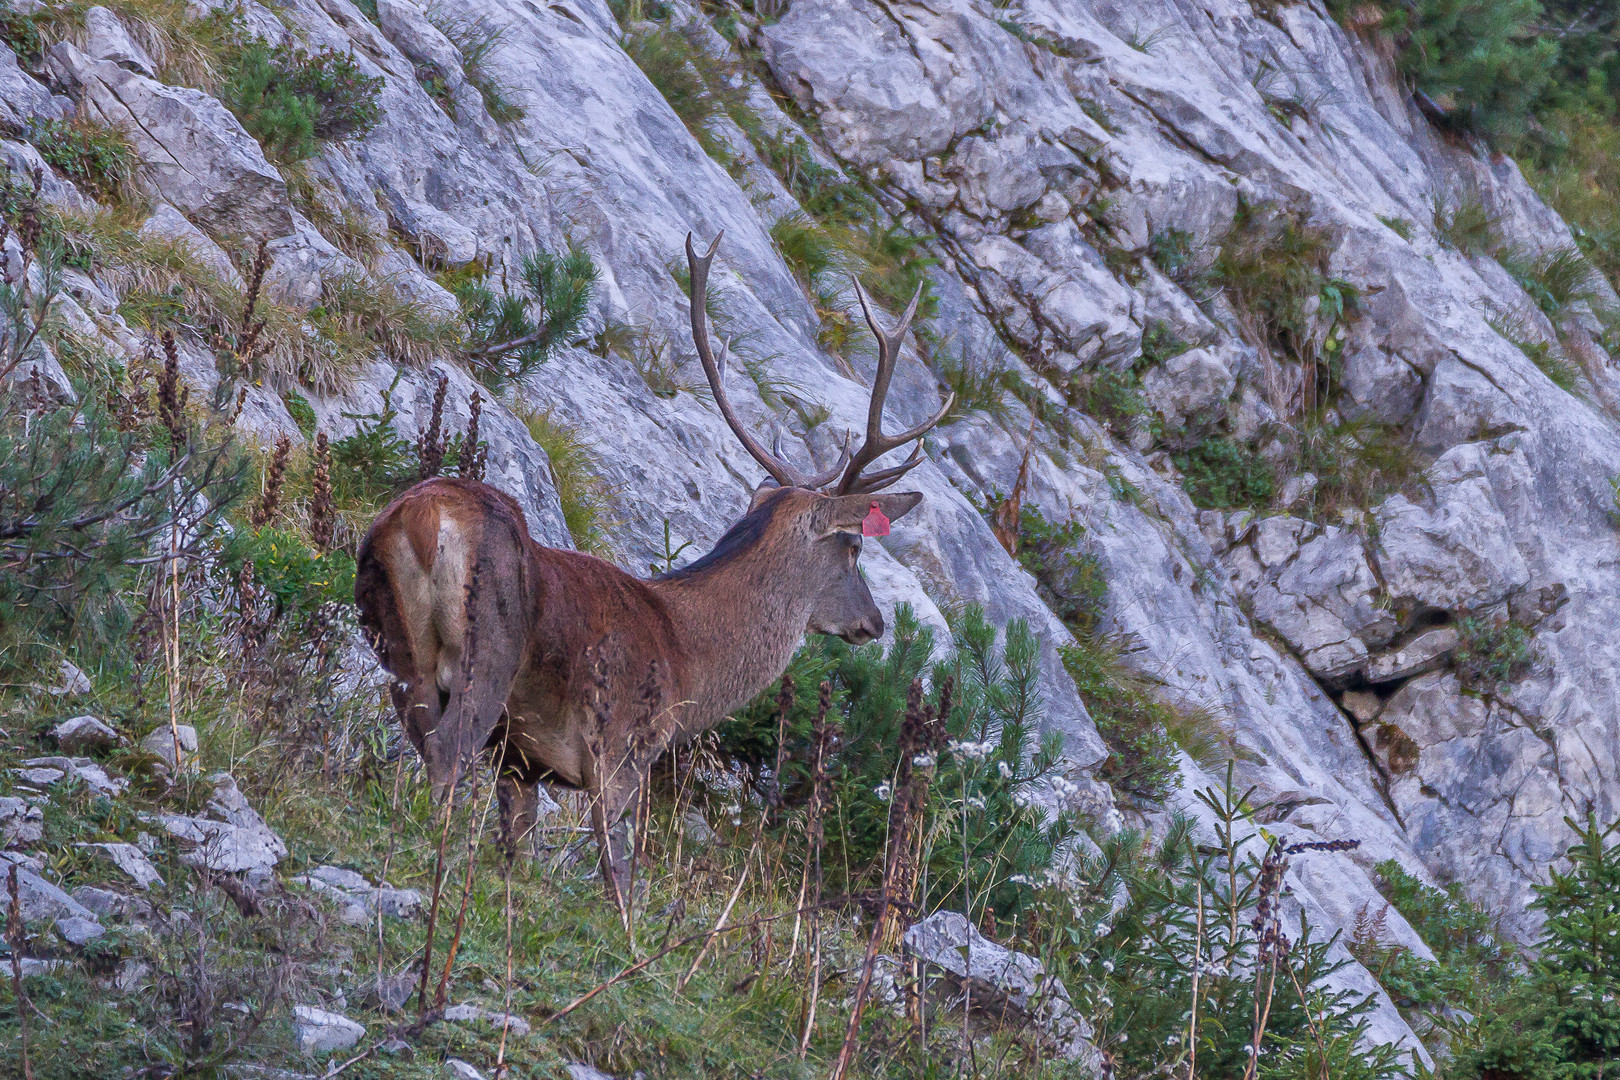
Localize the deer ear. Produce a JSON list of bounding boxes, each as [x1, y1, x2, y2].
[[747, 479, 781, 513], [818, 492, 924, 535]]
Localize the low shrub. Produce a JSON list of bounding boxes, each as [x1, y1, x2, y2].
[[720, 603, 1077, 927], [1014, 504, 1108, 636], [219, 41, 383, 164], [1174, 433, 1276, 509], [455, 244, 598, 389], [27, 117, 136, 201], [1213, 202, 1334, 361], [1454, 615, 1536, 692]]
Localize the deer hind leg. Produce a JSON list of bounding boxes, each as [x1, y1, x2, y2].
[[423, 528, 527, 803], [493, 739, 550, 863]]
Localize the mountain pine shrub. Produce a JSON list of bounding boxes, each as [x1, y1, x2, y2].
[[219, 41, 382, 164], [454, 244, 598, 390]]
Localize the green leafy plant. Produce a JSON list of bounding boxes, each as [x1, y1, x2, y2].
[[219, 41, 383, 164], [1454, 615, 1536, 692], [1174, 434, 1276, 510], [1058, 768, 1404, 1078], [27, 118, 136, 202], [225, 524, 355, 615]]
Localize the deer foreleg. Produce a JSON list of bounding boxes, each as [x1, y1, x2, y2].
[[497, 773, 541, 863]]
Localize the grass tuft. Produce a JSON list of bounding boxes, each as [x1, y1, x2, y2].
[[520, 406, 618, 558]]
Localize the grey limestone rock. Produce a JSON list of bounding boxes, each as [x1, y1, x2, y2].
[[51, 715, 120, 755], [160, 774, 288, 877], [47, 41, 293, 237], [904, 911, 1102, 1069], [291, 1004, 365, 1054]]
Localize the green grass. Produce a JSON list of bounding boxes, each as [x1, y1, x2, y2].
[[521, 406, 618, 558], [1496, 245, 1597, 318], [1433, 188, 1501, 256], [427, 7, 527, 123]]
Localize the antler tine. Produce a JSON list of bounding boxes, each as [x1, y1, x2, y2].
[[836, 279, 952, 494], [687, 232, 808, 489], [844, 443, 927, 494], [801, 434, 853, 489]]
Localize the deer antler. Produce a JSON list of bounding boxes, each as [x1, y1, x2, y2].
[[687, 233, 849, 490], [835, 280, 954, 495]]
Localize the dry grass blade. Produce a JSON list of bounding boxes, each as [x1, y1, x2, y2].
[[676, 835, 759, 992]]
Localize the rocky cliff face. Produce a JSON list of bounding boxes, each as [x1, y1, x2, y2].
[[7, 0, 1620, 1062]]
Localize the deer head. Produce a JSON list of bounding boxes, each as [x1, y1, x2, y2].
[[681, 233, 953, 644]]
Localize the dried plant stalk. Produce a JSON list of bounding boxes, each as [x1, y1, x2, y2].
[[418, 374, 449, 479], [310, 431, 334, 550]]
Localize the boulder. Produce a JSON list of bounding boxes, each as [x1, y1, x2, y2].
[[0, 45, 63, 133], [46, 41, 293, 237], [1373, 446, 1532, 613], [72, 885, 134, 918], [903, 911, 1102, 1068], [79, 842, 164, 890], [138, 203, 244, 288], [443, 1001, 531, 1037], [16, 757, 127, 796], [0, 796, 43, 846], [50, 660, 92, 697], [1141, 346, 1235, 426], [1366, 627, 1459, 684], [56, 914, 106, 946], [444, 1061, 485, 1080], [51, 715, 120, 755], [4, 863, 97, 922], [291, 865, 423, 924], [362, 972, 415, 1013], [83, 6, 156, 76], [565, 1066, 618, 1080], [1243, 526, 1396, 680], [139, 724, 198, 773], [159, 774, 287, 878], [291, 1005, 365, 1055]]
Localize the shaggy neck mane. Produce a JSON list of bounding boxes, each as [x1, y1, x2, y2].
[[655, 488, 791, 582]]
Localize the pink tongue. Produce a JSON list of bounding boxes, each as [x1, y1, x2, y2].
[[861, 501, 890, 537]]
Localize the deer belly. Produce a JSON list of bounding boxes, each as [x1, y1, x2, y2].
[[500, 714, 588, 789]]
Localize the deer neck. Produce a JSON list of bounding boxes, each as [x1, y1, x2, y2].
[[650, 555, 810, 733]]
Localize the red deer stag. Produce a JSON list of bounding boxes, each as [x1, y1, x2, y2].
[[355, 234, 952, 909]]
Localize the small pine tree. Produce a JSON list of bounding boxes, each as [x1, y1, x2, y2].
[[1532, 814, 1620, 1077]]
